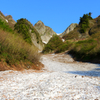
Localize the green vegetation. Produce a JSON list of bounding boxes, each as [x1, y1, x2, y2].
[[44, 34, 100, 63], [55, 41, 72, 53], [63, 30, 80, 40], [43, 13, 100, 63], [0, 18, 13, 32], [79, 12, 92, 33], [14, 18, 32, 44], [43, 35, 73, 54], [68, 39, 97, 61], [0, 17, 41, 70], [89, 16, 100, 35], [62, 12, 93, 41], [0, 29, 39, 65], [14, 18, 42, 45], [42, 35, 63, 53]]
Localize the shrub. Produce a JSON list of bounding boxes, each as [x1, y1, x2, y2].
[[63, 31, 79, 40], [55, 41, 72, 53], [14, 18, 42, 45], [0, 29, 40, 65], [42, 35, 63, 53], [14, 18, 32, 44], [68, 39, 98, 62]]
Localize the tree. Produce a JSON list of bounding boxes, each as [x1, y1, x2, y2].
[[89, 12, 92, 17], [14, 18, 32, 44], [79, 13, 92, 33]]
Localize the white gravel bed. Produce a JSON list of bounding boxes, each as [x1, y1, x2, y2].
[[0, 54, 100, 100], [0, 70, 100, 100]]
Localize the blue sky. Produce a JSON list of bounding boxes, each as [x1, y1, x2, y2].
[[0, 0, 100, 33]]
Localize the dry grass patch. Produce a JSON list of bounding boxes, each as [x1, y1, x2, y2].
[[0, 29, 42, 70]]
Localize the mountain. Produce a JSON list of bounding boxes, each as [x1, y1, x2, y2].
[[0, 11, 7, 22], [62, 14, 96, 40], [34, 21, 57, 44], [0, 11, 44, 50], [5, 15, 16, 29], [60, 23, 78, 37]]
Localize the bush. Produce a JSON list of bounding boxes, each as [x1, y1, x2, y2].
[[68, 39, 98, 62], [14, 18, 32, 44], [0, 29, 40, 65], [55, 41, 72, 53], [42, 35, 63, 53]]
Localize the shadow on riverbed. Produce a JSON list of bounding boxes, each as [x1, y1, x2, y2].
[[66, 68, 100, 77], [65, 64, 100, 77]]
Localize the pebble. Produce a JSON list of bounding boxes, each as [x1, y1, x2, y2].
[[0, 54, 100, 100], [0, 70, 100, 99]]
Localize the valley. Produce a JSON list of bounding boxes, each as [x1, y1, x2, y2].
[[0, 11, 100, 99]]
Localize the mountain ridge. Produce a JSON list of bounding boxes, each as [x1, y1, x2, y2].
[[60, 23, 78, 37], [34, 20, 57, 44]]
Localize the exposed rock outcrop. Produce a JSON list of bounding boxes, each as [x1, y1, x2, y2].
[[0, 11, 16, 24], [60, 23, 78, 37], [6, 15, 16, 24], [0, 11, 7, 22], [0, 11, 16, 29], [34, 21, 56, 44], [30, 29, 44, 51]]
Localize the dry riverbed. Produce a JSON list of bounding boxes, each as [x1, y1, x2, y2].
[[0, 53, 100, 100]]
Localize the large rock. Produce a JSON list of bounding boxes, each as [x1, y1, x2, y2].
[[34, 21, 56, 44], [60, 23, 78, 37], [6, 15, 16, 24], [30, 29, 44, 51], [0, 11, 16, 24], [0, 11, 7, 22], [0, 11, 16, 29]]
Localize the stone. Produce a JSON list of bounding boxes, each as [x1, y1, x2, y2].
[[34, 21, 57, 44], [60, 23, 78, 37]]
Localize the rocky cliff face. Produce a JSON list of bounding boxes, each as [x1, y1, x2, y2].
[[0, 11, 8, 22], [0, 11, 16, 29], [6, 15, 16, 24], [34, 21, 56, 44], [0, 11, 16, 24], [60, 23, 78, 37], [30, 28, 44, 51]]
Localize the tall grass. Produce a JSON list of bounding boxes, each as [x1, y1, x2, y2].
[[0, 29, 40, 65]]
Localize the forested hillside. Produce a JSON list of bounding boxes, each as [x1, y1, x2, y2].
[[43, 13, 100, 63]]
